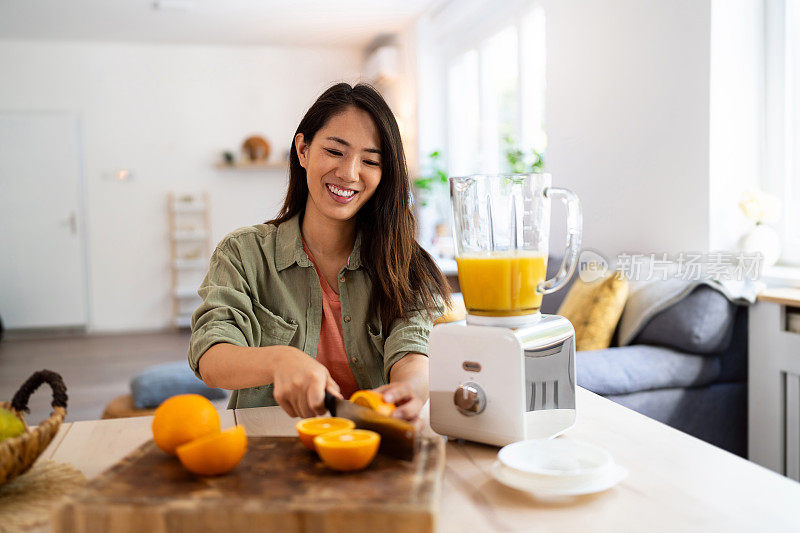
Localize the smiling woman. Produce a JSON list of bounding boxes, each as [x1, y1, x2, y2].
[[189, 83, 450, 424]]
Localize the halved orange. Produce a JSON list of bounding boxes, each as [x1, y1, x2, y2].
[[349, 390, 396, 417], [314, 429, 381, 472], [296, 417, 356, 451], [175, 425, 247, 476]]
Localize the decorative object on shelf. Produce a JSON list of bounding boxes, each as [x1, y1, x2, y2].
[[737, 188, 782, 267], [168, 192, 211, 329], [0, 370, 68, 486], [222, 151, 234, 165], [242, 135, 271, 162]]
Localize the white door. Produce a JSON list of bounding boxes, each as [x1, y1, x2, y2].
[[0, 112, 88, 329]]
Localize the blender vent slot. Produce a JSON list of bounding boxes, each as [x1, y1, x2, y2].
[[553, 381, 559, 408], [529, 380, 560, 411]]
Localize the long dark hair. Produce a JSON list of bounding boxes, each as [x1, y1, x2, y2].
[[267, 82, 450, 329]]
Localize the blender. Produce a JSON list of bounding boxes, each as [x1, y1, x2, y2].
[[429, 173, 582, 446]]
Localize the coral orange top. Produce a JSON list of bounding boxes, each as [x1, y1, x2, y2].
[[302, 241, 360, 400]]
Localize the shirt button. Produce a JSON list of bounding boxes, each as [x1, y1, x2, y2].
[[344, 315, 351, 323]]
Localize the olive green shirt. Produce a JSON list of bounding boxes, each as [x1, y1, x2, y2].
[[188, 214, 443, 409]]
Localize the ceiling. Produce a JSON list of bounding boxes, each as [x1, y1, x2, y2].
[[0, 0, 436, 48]]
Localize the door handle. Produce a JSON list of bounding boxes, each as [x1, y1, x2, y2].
[[61, 212, 77, 234]]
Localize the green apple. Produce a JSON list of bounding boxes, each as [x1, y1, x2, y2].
[[0, 408, 25, 442]]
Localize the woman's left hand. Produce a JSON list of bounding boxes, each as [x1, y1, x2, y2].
[[372, 382, 424, 428]]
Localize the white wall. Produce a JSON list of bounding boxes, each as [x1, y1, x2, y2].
[[0, 40, 362, 332], [542, 0, 711, 258], [418, 0, 713, 260]]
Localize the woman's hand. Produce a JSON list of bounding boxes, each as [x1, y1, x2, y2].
[[373, 382, 424, 427], [372, 353, 429, 428], [272, 346, 342, 418]]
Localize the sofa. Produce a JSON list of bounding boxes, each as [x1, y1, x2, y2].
[[540, 261, 748, 457]]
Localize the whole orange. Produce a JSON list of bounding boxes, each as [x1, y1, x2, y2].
[[151, 394, 220, 455], [176, 425, 248, 476]]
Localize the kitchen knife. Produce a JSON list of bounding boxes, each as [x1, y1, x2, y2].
[[324, 391, 417, 461]]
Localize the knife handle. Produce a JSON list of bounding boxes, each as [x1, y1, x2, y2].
[[323, 391, 338, 416]]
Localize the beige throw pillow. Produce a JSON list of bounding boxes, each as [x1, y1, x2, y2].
[[557, 272, 629, 351]]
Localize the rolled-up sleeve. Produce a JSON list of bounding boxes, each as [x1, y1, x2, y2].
[[188, 241, 260, 380], [381, 295, 446, 381]]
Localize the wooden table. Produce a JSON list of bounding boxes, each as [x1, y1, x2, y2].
[[36, 388, 800, 532]]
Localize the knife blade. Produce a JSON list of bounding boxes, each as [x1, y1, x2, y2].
[[324, 391, 417, 461]]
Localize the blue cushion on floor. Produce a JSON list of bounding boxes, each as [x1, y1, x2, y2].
[[130, 361, 227, 409], [577, 345, 721, 396]]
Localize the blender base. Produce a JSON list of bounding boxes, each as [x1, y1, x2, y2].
[[429, 315, 577, 447]]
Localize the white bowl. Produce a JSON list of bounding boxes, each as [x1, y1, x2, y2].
[[491, 460, 628, 497], [498, 438, 614, 484]]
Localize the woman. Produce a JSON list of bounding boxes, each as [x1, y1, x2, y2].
[[189, 82, 450, 424]]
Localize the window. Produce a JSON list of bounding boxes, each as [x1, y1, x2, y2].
[[444, 5, 545, 176], [765, 0, 800, 263]]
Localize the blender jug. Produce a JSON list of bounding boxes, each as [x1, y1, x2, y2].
[[450, 173, 582, 325]]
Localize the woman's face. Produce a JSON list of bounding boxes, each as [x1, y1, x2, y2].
[[295, 106, 382, 224]]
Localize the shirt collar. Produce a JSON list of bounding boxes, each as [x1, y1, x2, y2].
[[275, 213, 363, 271]]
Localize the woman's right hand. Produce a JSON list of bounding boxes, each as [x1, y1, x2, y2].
[[271, 346, 342, 418]]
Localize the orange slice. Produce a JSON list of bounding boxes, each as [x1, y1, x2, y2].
[[314, 429, 381, 472], [349, 390, 396, 417], [175, 425, 247, 476], [296, 417, 356, 451]]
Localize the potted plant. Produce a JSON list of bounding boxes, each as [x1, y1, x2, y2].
[[412, 151, 451, 257], [502, 135, 545, 174]]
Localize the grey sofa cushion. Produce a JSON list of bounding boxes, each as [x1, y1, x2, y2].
[[576, 345, 720, 396], [130, 361, 227, 409], [606, 382, 746, 457], [632, 285, 737, 354], [716, 306, 748, 382]]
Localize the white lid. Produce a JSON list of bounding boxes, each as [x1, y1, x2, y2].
[[498, 438, 613, 478]]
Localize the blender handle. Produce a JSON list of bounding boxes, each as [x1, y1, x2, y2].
[[539, 187, 582, 295]]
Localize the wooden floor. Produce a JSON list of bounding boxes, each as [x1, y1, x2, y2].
[[0, 330, 208, 423]]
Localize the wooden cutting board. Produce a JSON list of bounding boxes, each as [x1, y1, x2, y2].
[[52, 435, 445, 533]]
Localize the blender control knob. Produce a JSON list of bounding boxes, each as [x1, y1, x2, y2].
[[454, 382, 486, 416]]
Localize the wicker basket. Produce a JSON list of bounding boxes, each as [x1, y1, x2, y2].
[[0, 370, 68, 486]]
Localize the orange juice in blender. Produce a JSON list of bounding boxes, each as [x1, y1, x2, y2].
[[456, 252, 548, 316]]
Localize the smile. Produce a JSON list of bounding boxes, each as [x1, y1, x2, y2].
[[326, 183, 358, 202]]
